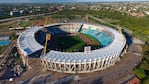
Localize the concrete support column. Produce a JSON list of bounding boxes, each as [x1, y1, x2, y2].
[[97, 59, 101, 68], [89, 59, 91, 71], [84, 60, 87, 71], [101, 58, 105, 69], [93, 60, 96, 70]]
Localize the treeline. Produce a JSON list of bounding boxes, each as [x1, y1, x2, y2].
[[52, 9, 149, 41], [134, 45, 149, 84]]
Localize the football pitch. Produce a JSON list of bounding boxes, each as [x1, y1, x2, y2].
[[56, 34, 100, 52], [57, 35, 86, 52]]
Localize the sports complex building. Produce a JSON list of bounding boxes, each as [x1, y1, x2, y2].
[[17, 23, 126, 73]]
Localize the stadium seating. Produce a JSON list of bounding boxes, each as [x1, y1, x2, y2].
[[79, 28, 113, 47], [47, 24, 82, 35], [17, 23, 126, 73], [17, 27, 44, 55]]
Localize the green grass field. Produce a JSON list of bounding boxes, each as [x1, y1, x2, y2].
[[57, 35, 86, 52], [83, 34, 101, 46], [134, 68, 147, 79], [19, 20, 34, 27], [56, 34, 101, 52]]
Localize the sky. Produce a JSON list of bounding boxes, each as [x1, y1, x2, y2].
[[0, 0, 148, 3]]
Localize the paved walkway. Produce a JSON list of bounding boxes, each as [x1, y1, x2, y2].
[[76, 44, 142, 84], [5, 44, 142, 84]]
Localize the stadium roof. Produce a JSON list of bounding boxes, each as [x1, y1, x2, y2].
[[43, 25, 126, 63], [17, 23, 126, 63], [17, 26, 44, 55]]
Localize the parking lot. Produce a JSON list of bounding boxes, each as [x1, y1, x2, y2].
[[0, 47, 25, 81]]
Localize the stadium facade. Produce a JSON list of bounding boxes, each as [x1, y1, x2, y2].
[[17, 23, 126, 73]]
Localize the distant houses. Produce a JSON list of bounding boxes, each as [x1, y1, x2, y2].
[[123, 76, 140, 84]]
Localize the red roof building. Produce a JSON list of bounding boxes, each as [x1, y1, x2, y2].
[[126, 76, 140, 84]]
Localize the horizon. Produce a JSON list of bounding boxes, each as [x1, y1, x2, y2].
[[0, 0, 148, 4]]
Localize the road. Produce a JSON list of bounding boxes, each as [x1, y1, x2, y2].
[[0, 12, 57, 23], [5, 44, 142, 84], [0, 15, 143, 84]]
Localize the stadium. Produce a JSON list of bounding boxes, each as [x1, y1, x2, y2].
[[17, 23, 126, 73]]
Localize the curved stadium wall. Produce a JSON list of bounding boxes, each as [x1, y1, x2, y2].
[[17, 23, 126, 73]]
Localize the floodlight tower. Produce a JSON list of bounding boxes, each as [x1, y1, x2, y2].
[[41, 32, 51, 71], [117, 25, 122, 35], [117, 25, 128, 55]]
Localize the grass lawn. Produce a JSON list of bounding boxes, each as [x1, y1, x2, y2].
[[133, 44, 149, 83], [134, 68, 147, 79], [139, 60, 149, 71], [57, 36, 86, 52], [142, 77, 149, 84], [20, 20, 34, 27]]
